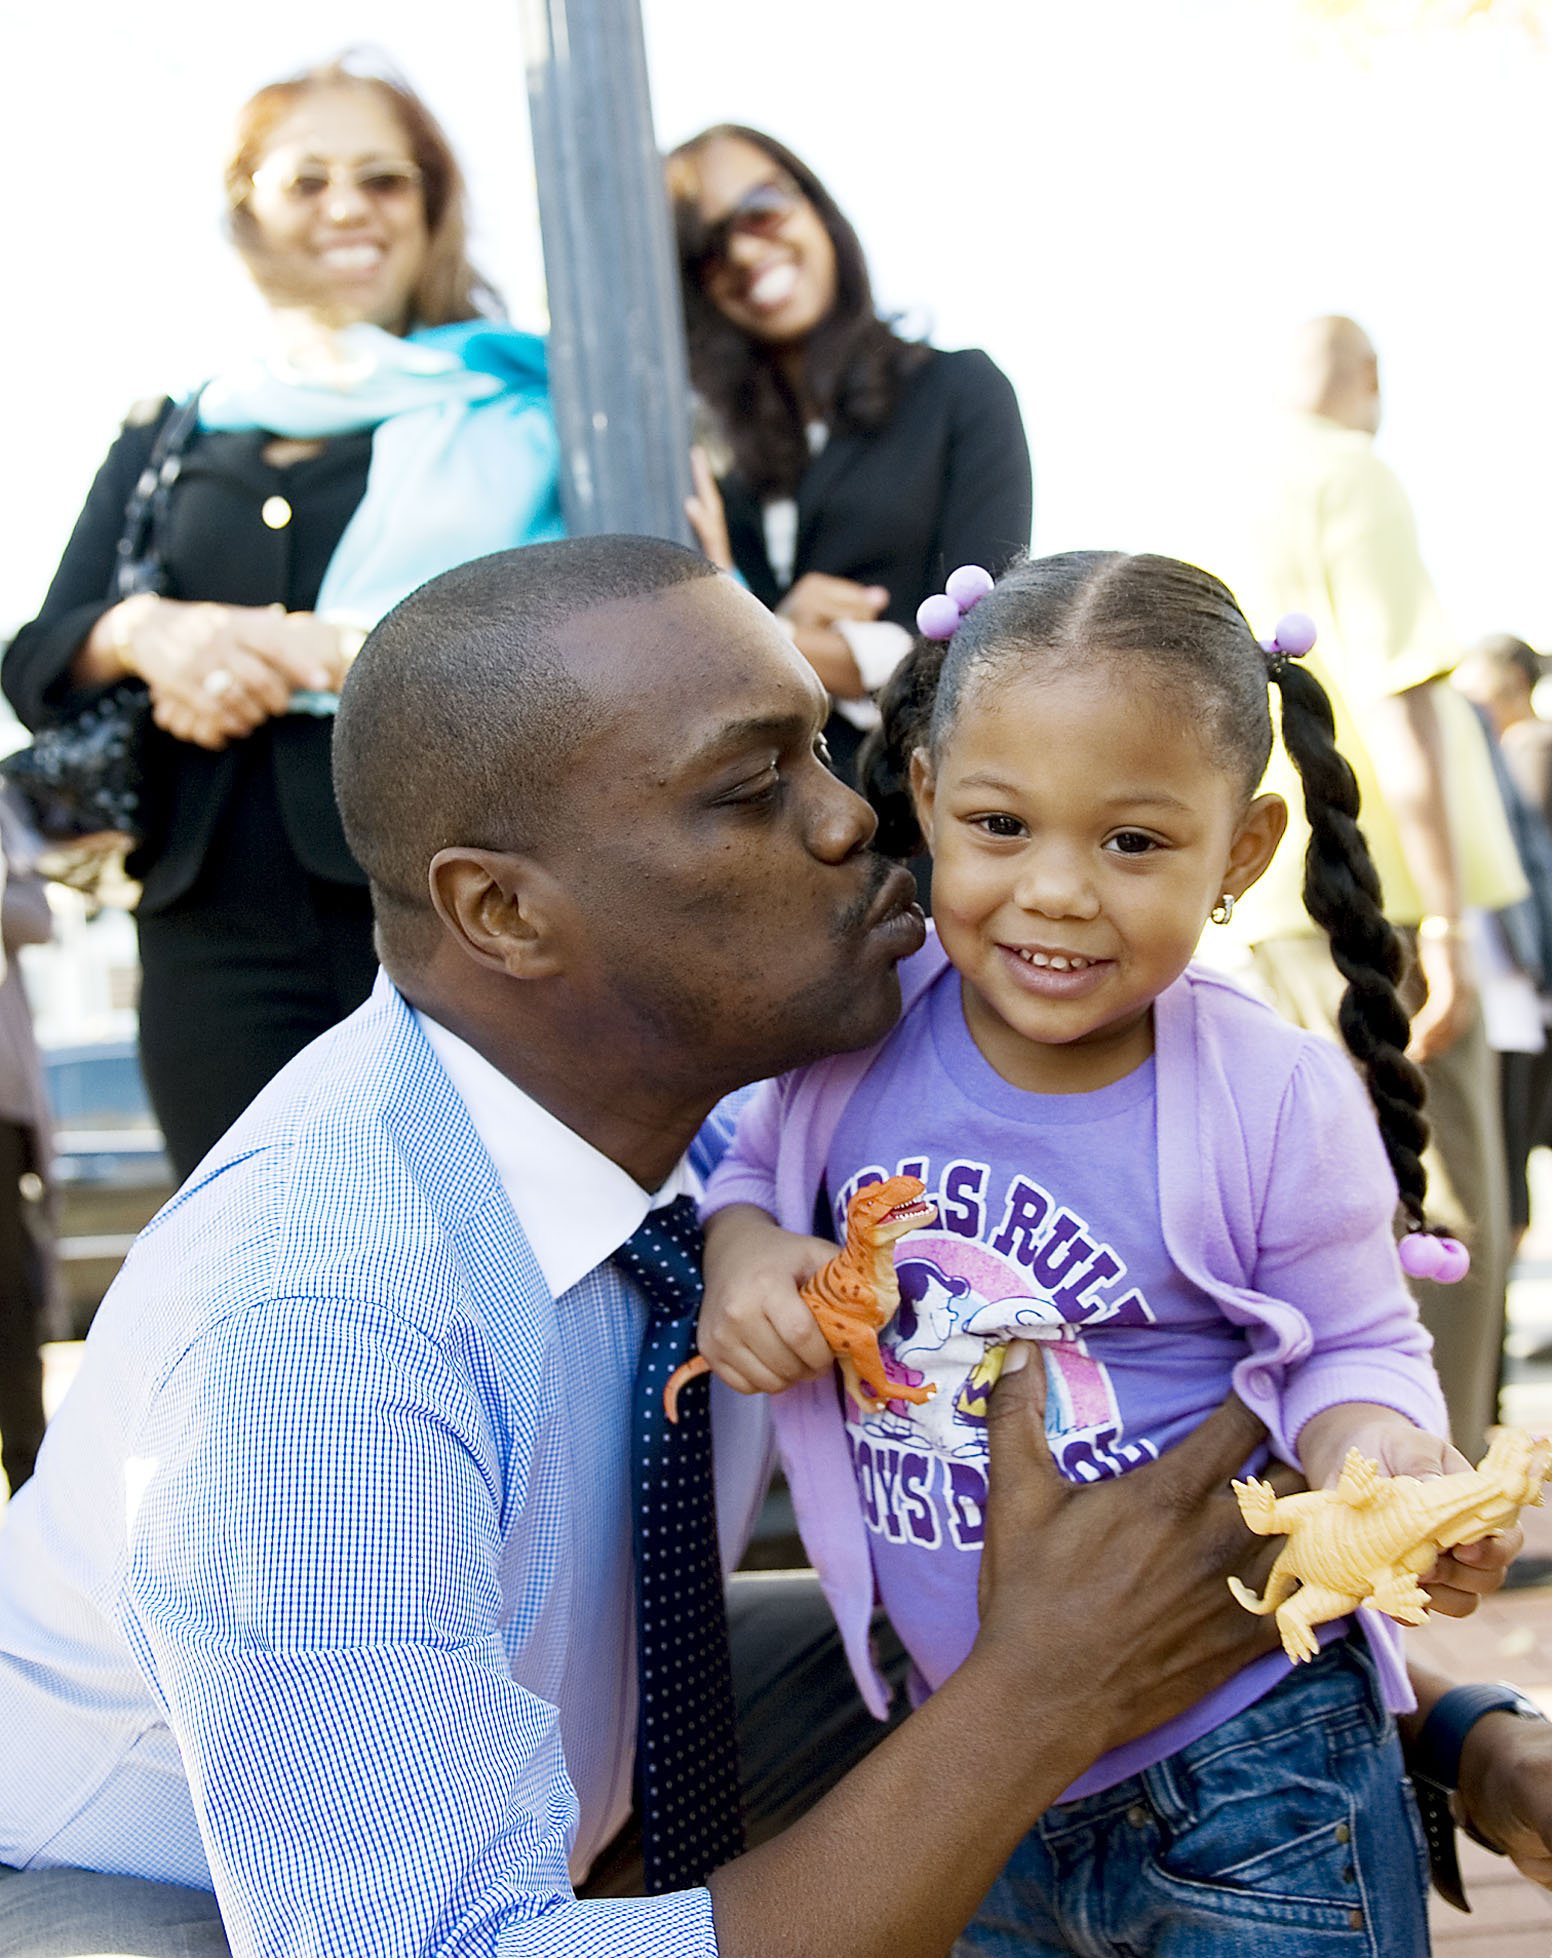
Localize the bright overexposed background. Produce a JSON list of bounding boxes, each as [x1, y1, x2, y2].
[[4, 0, 1552, 646]]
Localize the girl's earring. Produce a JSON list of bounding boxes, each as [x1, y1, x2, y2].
[[1210, 894, 1235, 926]]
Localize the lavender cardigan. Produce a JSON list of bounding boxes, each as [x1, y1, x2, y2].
[[705, 936, 1446, 1719]]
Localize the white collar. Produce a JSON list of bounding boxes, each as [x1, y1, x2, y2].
[[415, 1008, 699, 1299]]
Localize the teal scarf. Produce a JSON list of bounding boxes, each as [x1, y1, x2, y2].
[[198, 321, 564, 631]]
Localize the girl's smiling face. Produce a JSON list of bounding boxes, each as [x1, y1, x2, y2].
[[912, 662, 1285, 1095]]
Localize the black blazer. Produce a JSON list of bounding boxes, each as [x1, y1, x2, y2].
[[720, 347, 1032, 629], [4, 401, 373, 913]]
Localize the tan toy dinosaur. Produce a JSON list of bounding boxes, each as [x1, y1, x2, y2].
[[1228, 1427, 1552, 1662], [664, 1175, 940, 1422]]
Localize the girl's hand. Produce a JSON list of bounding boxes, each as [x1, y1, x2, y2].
[[1296, 1402, 1470, 1492], [698, 1203, 838, 1396], [1426, 1523, 1521, 1617], [685, 446, 733, 570], [1296, 1401, 1515, 1614]]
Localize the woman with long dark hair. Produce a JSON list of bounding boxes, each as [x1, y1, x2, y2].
[[669, 126, 1031, 781]]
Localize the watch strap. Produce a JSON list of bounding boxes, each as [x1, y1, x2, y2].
[[1413, 1683, 1546, 1790], [1407, 1682, 1548, 1914], [1410, 1772, 1469, 1913]]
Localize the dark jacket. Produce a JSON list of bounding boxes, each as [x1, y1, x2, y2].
[[4, 402, 373, 912], [719, 347, 1032, 625]]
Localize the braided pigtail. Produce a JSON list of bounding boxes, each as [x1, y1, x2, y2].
[[1266, 616, 1467, 1281], [858, 636, 949, 858]]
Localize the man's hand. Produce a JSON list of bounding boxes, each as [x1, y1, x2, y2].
[[1456, 1705, 1552, 1887], [708, 1350, 1281, 1958], [975, 1346, 1280, 1754]]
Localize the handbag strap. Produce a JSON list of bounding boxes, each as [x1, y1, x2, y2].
[[112, 391, 206, 601]]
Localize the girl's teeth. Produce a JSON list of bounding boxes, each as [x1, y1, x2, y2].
[[1020, 950, 1091, 970]]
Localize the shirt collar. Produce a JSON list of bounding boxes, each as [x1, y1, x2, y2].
[[414, 1007, 699, 1299]]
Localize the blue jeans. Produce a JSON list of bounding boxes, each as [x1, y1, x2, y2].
[[956, 1636, 1430, 1958]]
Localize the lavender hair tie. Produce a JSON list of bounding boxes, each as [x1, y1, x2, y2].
[[917, 564, 994, 641], [1398, 1230, 1471, 1284], [1260, 612, 1318, 668]]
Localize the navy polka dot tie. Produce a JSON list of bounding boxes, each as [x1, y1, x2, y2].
[[614, 1195, 745, 1893]]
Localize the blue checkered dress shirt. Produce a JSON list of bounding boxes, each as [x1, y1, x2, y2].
[[0, 976, 770, 1956]]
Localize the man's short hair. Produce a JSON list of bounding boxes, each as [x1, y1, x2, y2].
[[332, 536, 718, 966]]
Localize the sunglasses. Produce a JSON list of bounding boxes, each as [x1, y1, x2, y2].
[[250, 159, 424, 205], [694, 178, 801, 271]]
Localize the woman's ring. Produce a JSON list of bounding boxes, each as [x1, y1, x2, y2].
[[203, 669, 235, 698]]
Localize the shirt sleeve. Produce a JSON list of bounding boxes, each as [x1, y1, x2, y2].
[[1316, 448, 1459, 703], [120, 1297, 718, 1958], [689, 1083, 763, 1184], [1248, 1037, 1448, 1453], [2, 402, 170, 728], [699, 1077, 786, 1223]]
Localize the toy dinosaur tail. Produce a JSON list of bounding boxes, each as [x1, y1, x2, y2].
[[1226, 1575, 1278, 1615], [664, 1355, 711, 1423]]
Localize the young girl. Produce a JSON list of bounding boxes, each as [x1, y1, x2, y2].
[[697, 552, 1466, 1955]]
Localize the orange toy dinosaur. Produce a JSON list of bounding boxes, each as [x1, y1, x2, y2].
[[664, 1175, 940, 1422]]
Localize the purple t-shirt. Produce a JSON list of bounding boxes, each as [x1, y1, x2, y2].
[[826, 963, 1322, 1802]]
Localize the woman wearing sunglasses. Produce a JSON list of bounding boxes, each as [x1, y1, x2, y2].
[[4, 57, 562, 1182], [668, 126, 1032, 784]]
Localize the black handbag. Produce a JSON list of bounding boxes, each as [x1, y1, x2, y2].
[[2, 393, 204, 846]]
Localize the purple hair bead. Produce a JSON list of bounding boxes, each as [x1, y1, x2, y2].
[[944, 564, 995, 611], [1273, 612, 1318, 658], [917, 593, 964, 641], [1398, 1232, 1470, 1283], [1398, 1234, 1444, 1281]]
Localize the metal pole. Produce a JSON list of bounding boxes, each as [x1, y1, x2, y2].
[[521, 0, 695, 543]]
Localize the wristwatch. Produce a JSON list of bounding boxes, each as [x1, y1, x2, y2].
[[1407, 1682, 1549, 1913]]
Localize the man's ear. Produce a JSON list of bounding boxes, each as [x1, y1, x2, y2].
[[908, 747, 937, 851], [428, 848, 572, 979], [1222, 792, 1288, 901]]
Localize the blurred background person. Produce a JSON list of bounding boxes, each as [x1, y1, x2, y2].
[[1224, 314, 1527, 1462], [1459, 634, 1552, 831], [1456, 633, 1552, 1248], [0, 796, 55, 1499], [3, 57, 562, 1184], [667, 125, 1031, 784]]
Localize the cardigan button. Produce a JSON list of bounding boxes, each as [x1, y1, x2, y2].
[[261, 495, 293, 529]]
